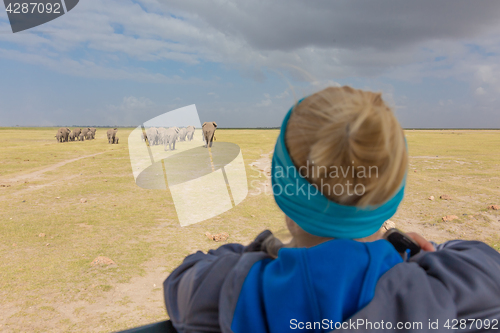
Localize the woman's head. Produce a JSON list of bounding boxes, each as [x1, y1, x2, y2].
[[285, 86, 408, 207]]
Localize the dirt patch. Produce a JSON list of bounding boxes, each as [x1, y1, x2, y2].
[[442, 215, 459, 222], [205, 231, 229, 242], [91, 256, 116, 266], [0, 151, 107, 184], [1, 260, 170, 332], [66, 259, 168, 330], [248, 151, 273, 195]]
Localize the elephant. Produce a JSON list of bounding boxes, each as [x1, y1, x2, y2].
[[79, 133, 85, 141], [178, 128, 188, 141], [146, 127, 158, 146], [114, 137, 119, 144], [186, 126, 195, 141], [73, 128, 82, 140], [81, 127, 91, 140], [202, 122, 217, 148], [56, 127, 70, 143], [69, 131, 77, 141], [107, 128, 118, 144], [157, 127, 167, 145], [163, 127, 180, 151], [88, 128, 97, 140]]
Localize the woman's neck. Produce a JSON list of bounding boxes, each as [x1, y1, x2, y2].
[[285, 216, 384, 248], [290, 229, 384, 248]]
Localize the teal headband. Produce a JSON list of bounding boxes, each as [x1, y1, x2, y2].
[[271, 99, 406, 239]]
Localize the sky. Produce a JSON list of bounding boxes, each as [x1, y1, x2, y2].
[[1, 0, 500, 128]]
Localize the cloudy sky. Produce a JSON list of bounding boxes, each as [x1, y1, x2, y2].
[[1, 0, 500, 128]]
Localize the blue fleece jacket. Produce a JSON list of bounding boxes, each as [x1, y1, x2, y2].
[[231, 239, 402, 332], [164, 231, 500, 333]]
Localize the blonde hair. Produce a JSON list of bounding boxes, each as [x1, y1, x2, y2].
[[285, 86, 407, 207]]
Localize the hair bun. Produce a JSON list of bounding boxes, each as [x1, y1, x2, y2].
[[285, 86, 407, 207]]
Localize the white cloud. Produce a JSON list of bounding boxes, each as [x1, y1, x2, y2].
[[2, 0, 500, 127], [3, 0, 500, 84], [0, 47, 209, 83], [106, 96, 156, 125], [122, 96, 155, 109], [256, 93, 272, 107], [476, 65, 496, 85], [475, 87, 486, 96], [275, 90, 289, 99], [438, 99, 453, 106]]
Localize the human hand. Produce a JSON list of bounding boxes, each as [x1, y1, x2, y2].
[[244, 230, 273, 252], [406, 232, 435, 252]]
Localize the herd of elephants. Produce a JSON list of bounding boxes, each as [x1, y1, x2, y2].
[[55, 127, 119, 144], [143, 121, 217, 150], [54, 121, 218, 150]]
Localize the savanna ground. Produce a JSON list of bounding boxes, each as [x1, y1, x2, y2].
[[0, 128, 499, 332]]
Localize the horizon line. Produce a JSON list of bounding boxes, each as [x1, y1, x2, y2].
[[0, 126, 499, 130]]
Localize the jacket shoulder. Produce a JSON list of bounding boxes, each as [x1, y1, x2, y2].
[[339, 241, 500, 331], [164, 243, 270, 332]]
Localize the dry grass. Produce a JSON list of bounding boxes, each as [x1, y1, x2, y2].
[[0, 128, 499, 332]]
